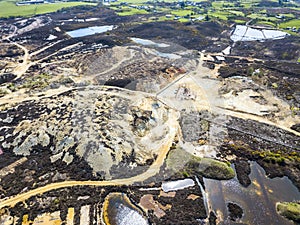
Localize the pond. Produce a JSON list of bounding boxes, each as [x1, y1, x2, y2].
[[66, 25, 115, 38], [162, 178, 195, 192], [204, 162, 300, 224], [131, 37, 170, 48], [102, 192, 149, 225], [154, 50, 181, 59], [231, 25, 288, 42]]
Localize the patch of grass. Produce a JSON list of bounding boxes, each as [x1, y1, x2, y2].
[[166, 147, 234, 180], [234, 19, 246, 24], [171, 9, 193, 17], [290, 7, 300, 11], [21, 73, 51, 90], [212, 1, 223, 8], [277, 202, 300, 222], [109, 6, 119, 11], [228, 143, 300, 165], [279, 19, 300, 28], [114, 0, 146, 3], [248, 13, 279, 22], [116, 7, 149, 16], [178, 18, 190, 22], [212, 1, 234, 8], [281, 13, 296, 19], [246, 13, 262, 19], [251, 149, 300, 164], [148, 15, 177, 22], [208, 11, 230, 20], [182, 170, 190, 178], [0, 1, 96, 18], [255, 21, 276, 27], [190, 157, 235, 179], [240, 3, 253, 8], [228, 10, 245, 17]]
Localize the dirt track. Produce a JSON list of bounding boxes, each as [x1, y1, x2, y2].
[[0, 106, 179, 209]]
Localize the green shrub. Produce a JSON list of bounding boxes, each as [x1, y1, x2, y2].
[[277, 202, 300, 222]]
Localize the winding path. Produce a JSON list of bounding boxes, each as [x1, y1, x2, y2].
[[0, 108, 179, 209], [11, 42, 31, 79]]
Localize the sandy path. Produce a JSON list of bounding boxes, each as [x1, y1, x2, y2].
[[30, 40, 62, 57], [90, 47, 136, 80], [218, 107, 300, 136], [0, 86, 75, 106], [0, 107, 179, 209], [11, 42, 31, 79]]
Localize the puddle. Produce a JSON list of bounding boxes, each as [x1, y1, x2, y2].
[[162, 178, 195, 192], [102, 192, 149, 225], [66, 25, 115, 38], [154, 50, 181, 59], [131, 37, 170, 48]]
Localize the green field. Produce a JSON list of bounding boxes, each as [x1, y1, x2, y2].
[[212, 1, 234, 8], [106, 0, 300, 30], [282, 13, 296, 18], [111, 1, 299, 29], [208, 10, 230, 20], [279, 19, 300, 28], [110, 0, 143, 3], [171, 9, 193, 17], [247, 13, 280, 22], [0, 0, 97, 18], [113, 0, 208, 2], [116, 7, 149, 16], [229, 10, 245, 17], [255, 21, 276, 27], [234, 19, 246, 24]]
